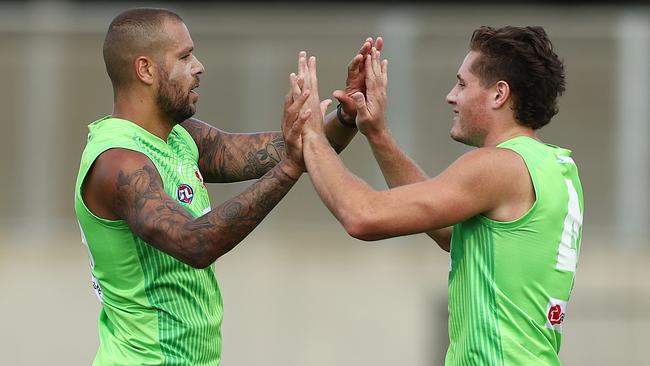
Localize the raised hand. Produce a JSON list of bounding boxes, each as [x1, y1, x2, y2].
[[292, 51, 331, 139], [281, 74, 312, 173], [352, 46, 388, 137], [333, 37, 384, 122]]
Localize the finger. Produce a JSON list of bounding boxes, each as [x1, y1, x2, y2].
[[293, 109, 312, 141], [308, 56, 319, 91], [297, 109, 311, 127], [290, 109, 309, 138], [348, 54, 363, 74], [371, 47, 381, 76], [376, 36, 383, 52], [298, 51, 309, 87], [288, 89, 311, 116], [381, 59, 388, 82], [332, 89, 350, 104], [298, 50, 307, 72], [301, 109, 312, 121], [333, 90, 356, 115], [290, 73, 301, 100], [282, 90, 292, 126], [284, 87, 292, 111], [364, 53, 374, 82], [351, 91, 368, 119], [356, 37, 373, 57], [297, 75, 305, 90]]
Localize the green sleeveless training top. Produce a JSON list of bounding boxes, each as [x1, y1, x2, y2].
[[446, 136, 583, 365], [75, 116, 222, 366]]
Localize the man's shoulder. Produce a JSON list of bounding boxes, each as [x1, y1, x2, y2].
[[85, 117, 144, 149], [449, 147, 532, 200], [455, 146, 527, 174]]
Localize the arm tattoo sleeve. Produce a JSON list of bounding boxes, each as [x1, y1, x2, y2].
[[114, 161, 298, 268], [242, 136, 284, 178], [181, 119, 287, 183]]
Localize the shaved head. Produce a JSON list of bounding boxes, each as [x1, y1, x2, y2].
[[103, 8, 183, 90]]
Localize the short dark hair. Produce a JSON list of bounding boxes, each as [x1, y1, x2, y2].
[[103, 8, 183, 89], [469, 26, 565, 129]]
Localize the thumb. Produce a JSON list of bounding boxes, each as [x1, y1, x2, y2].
[[333, 90, 354, 110], [291, 109, 310, 135], [351, 92, 368, 119], [332, 90, 348, 103]]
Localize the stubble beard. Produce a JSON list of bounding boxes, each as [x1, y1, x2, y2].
[[156, 70, 196, 125], [450, 117, 486, 148]]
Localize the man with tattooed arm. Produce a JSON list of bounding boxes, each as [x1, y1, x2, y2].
[[74, 7, 376, 366]]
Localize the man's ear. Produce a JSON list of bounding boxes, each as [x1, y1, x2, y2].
[[134, 56, 155, 86], [493, 80, 511, 109]]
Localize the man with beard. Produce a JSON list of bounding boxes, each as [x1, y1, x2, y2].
[[295, 26, 583, 365], [74, 8, 370, 365]]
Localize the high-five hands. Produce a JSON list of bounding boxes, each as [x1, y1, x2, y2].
[[351, 45, 389, 137], [333, 37, 384, 124], [280, 67, 312, 174], [291, 51, 332, 138], [284, 37, 388, 159]]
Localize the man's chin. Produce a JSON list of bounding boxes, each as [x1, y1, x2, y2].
[[450, 128, 461, 142], [171, 109, 196, 124], [450, 132, 473, 147]]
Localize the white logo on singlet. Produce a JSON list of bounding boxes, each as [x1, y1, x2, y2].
[[92, 275, 104, 302]]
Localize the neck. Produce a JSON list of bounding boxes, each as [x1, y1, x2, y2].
[[481, 120, 537, 147], [112, 89, 173, 141]]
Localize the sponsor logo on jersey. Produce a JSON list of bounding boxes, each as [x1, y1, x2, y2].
[[195, 169, 206, 187], [177, 184, 194, 204], [545, 297, 568, 332], [92, 275, 104, 302]]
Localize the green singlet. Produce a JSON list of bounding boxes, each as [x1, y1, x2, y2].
[[75, 116, 222, 366], [446, 136, 583, 365]]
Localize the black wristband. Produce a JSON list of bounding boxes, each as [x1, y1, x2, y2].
[[336, 104, 357, 129]]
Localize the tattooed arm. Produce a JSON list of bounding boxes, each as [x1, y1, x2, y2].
[[177, 39, 388, 183], [179, 119, 284, 183], [82, 148, 300, 268], [180, 112, 353, 184], [80, 85, 312, 268]]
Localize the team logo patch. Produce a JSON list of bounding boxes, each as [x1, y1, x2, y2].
[[545, 297, 568, 333], [177, 184, 194, 204]]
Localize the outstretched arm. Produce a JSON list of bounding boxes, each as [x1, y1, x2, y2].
[[303, 131, 523, 242], [82, 86, 312, 269], [180, 39, 381, 183], [351, 45, 453, 251], [180, 119, 285, 183], [298, 53, 504, 249]]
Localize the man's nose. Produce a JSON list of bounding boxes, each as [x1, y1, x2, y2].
[[194, 57, 205, 75], [446, 90, 456, 105]]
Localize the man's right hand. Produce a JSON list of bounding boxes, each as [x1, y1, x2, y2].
[[280, 72, 312, 179], [352, 47, 389, 139], [333, 37, 384, 123]]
